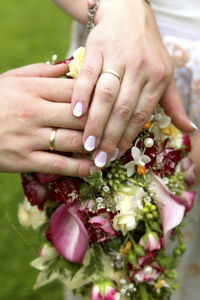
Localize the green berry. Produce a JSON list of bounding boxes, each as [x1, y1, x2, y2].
[[146, 213, 153, 220], [142, 208, 148, 215], [174, 249, 181, 257], [152, 211, 158, 219], [150, 205, 156, 212], [180, 244, 187, 252]]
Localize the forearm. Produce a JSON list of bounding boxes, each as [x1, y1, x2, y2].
[[53, 0, 88, 24]]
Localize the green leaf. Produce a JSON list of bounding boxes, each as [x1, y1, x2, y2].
[[83, 171, 104, 188], [133, 173, 146, 187], [106, 238, 122, 251], [84, 244, 104, 276], [127, 251, 137, 269], [68, 248, 97, 290], [80, 182, 96, 202], [148, 221, 162, 233]]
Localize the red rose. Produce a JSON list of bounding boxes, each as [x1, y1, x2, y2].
[[21, 173, 48, 210], [48, 177, 80, 207], [156, 148, 182, 176]]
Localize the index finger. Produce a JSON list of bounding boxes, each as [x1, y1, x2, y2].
[[21, 77, 75, 103], [71, 46, 103, 117]]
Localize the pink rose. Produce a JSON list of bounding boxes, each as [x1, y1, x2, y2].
[[86, 215, 118, 243], [91, 281, 120, 300], [181, 157, 196, 186], [139, 232, 161, 252]]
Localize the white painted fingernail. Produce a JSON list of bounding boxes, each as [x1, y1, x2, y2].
[[73, 101, 83, 117], [84, 136, 96, 152], [111, 148, 120, 162], [95, 151, 108, 168], [190, 120, 198, 131]]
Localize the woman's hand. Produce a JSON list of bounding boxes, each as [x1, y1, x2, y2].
[[71, 0, 195, 168], [0, 63, 92, 176], [188, 131, 200, 184]]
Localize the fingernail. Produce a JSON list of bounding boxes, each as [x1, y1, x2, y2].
[[73, 101, 83, 117], [190, 120, 198, 131], [111, 148, 120, 162], [84, 136, 96, 152], [95, 151, 108, 168]]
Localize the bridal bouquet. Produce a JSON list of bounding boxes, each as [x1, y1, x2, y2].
[[18, 48, 196, 300]]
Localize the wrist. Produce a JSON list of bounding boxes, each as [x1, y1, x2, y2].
[[94, 0, 150, 26]]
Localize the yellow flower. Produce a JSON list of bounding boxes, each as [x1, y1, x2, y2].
[[167, 123, 183, 149], [18, 198, 46, 230], [67, 47, 85, 79]]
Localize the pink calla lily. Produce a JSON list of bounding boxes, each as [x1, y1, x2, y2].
[[152, 176, 186, 245], [50, 203, 89, 263], [182, 190, 196, 212]]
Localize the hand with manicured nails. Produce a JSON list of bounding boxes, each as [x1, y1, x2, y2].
[[69, 0, 196, 169], [0, 63, 92, 176]]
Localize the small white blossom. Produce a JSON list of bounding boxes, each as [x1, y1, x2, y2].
[[124, 146, 151, 177]]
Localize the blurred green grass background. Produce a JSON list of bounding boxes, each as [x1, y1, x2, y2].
[[0, 0, 72, 299]]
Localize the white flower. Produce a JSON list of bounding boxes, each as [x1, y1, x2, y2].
[[154, 109, 171, 129], [18, 198, 46, 230], [113, 185, 146, 235], [153, 109, 172, 140], [67, 47, 85, 79], [124, 146, 151, 177]]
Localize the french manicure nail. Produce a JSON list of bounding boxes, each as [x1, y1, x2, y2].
[[111, 148, 120, 162], [190, 120, 198, 131], [84, 136, 96, 152], [95, 151, 108, 168], [73, 101, 83, 117]]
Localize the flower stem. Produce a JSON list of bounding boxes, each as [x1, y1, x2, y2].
[[138, 284, 149, 300]]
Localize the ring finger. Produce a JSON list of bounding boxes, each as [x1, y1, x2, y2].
[[82, 66, 124, 152], [92, 72, 145, 167], [35, 128, 86, 154]]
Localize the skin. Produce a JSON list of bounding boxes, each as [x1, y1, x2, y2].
[[53, 0, 196, 169], [0, 63, 92, 176], [189, 132, 200, 184]]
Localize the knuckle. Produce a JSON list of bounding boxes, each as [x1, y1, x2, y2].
[[76, 161, 90, 177], [51, 159, 62, 173], [18, 106, 39, 120], [64, 134, 81, 148], [114, 104, 131, 120], [154, 64, 171, 83], [135, 54, 146, 72], [98, 86, 115, 103], [131, 110, 148, 126], [80, 65, 95, 78], [101, 136, 117, 153]]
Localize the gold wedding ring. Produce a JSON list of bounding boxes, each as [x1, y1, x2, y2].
[[101, 68, 121, 82], [49, 128, 57, 151]]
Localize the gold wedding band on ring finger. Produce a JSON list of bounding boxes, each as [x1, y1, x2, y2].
[[101, 68, 121, 83], [49, 128, 57, 151]]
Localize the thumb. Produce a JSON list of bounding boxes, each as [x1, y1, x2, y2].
[[1, 62, 69, 78], [160, 79, 198, 133]]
